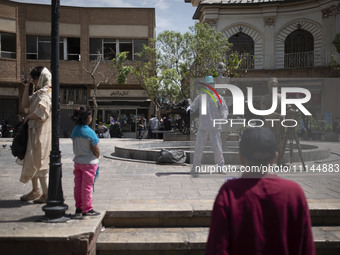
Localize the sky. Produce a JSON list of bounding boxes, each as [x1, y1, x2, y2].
[[12, 0, 197, 35]]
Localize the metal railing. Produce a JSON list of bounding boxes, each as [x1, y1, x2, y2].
[[284, 51, 314, 68]]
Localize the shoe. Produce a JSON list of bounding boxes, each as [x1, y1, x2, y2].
[[82, 209, 100, 216], [190, 169, 199, 178], [20, 189, 41, 201], [33, 194, 47, 204], [75, 208, 82, 219]]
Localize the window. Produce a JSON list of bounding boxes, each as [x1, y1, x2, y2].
[[38, 36, 51, 60], [103, 38, 116, 60], [66, 38, 81, 61], [60, 88, 86, 105], [228, 32, 254, 69], [26, 36, 37, 59], [285, 29, 314, 68], [229, 32, 254, 55], [26, 35, 80, 60], [134, 40, 148, 61], [0, 32, 16, 59], [89, 38, 148, 61], [90, 38, 102, 61], [119, 40, 132, 60]]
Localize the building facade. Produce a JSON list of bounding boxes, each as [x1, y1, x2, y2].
[[0, 0, 155, 137], [186, 0, 340, 126]]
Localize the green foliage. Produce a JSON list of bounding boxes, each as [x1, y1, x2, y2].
[[112, 52, 133, 84], [309, 116, 326, 132], [330, 55, 340, 72], [134, 23, 240, 107], [333, 33, 340, 53], [184, 23, 232, 78], [330, 34, 340, 72]]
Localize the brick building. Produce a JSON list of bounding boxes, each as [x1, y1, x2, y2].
[[186, 0, 340, 127], [0, 0, 155, 137]]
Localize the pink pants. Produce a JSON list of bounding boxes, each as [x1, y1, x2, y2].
[[73, 162, 98, 213]]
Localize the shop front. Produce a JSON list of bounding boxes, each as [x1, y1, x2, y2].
[[90, 88, 150, 138]]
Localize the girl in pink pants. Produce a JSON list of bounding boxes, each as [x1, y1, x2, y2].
[[71, 106, 100, 217]]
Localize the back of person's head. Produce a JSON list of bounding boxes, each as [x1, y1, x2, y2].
[[239, 127, 277, 166], [30, 66, 44, 80], [71, 106, 92, 125]]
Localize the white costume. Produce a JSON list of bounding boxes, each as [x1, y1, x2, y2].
[[190, 79, 228, 173]]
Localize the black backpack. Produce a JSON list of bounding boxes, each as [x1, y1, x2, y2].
[[11, 122, 28, 160]]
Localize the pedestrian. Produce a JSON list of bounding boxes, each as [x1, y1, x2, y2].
[[162, 114, 173, 131], [205, 127, 316, 255], [71, 106, 100, 217], [19, 66, 52, 204], [148, 115, 160, 139], [188, 75, 228, 177], [110, 116, 123, 138], [138, 115, 146, 139]]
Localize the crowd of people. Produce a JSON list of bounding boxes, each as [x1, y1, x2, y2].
[[95, 114, 174, 140]]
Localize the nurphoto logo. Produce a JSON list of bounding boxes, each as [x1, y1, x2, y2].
[[196, 81, 312, 128]]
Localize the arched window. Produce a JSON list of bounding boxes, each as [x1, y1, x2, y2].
[[229, 32, 254, 69], [229, 32, 254, 55], [284, 29, 314, 68]]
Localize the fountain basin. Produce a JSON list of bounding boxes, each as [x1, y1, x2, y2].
[[114, 141, 330, 165]]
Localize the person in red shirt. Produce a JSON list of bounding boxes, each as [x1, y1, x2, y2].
[[206, 127, 316, 255]]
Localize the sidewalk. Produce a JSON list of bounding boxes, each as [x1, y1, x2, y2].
[[0, 138, 339, 253]]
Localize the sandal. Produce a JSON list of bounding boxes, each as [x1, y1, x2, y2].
[[20, 189, 41, 201], [33, 194, 47, 204]]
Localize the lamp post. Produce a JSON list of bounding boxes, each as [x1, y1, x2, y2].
[[41, 0, 69, 222]]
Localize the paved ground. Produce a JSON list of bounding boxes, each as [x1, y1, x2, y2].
[[0, 137, 339, 238]]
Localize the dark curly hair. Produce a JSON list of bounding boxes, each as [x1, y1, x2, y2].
[[71, 106, 92, 125], [30, 66, 44, 80]]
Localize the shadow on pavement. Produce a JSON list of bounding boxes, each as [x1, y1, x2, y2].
[[0, 200, 30, 209]]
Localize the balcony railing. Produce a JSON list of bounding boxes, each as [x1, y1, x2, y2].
[[227, 51, 340, 70], [284, 51, 314, 68]]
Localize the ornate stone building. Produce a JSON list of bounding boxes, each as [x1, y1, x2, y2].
[[0, 0, 155, 137], [186, 0, 340, 124]]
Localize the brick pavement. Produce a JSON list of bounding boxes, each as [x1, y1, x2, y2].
[[0, 137, 339, 241]]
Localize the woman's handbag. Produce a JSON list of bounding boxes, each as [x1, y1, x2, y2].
[[11, 122, 28, 160]]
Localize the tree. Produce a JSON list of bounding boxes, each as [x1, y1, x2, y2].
[[83, 52, 132, 130], [331, 33, 340, 72], [134, 23, 241, 112]]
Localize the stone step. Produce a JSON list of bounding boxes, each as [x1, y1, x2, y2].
[[103, 201, 340, 227], [96, 227, 340, 255]]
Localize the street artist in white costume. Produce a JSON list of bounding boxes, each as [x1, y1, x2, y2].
[[188, 76, 228, 176]]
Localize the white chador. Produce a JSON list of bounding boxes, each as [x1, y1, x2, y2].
[[189, 76, 228, 173]]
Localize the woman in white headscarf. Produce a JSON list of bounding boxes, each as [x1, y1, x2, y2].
[[20, 66, 52, 203]]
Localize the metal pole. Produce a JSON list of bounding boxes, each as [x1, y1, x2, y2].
[[41, 0, 69, 222]]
